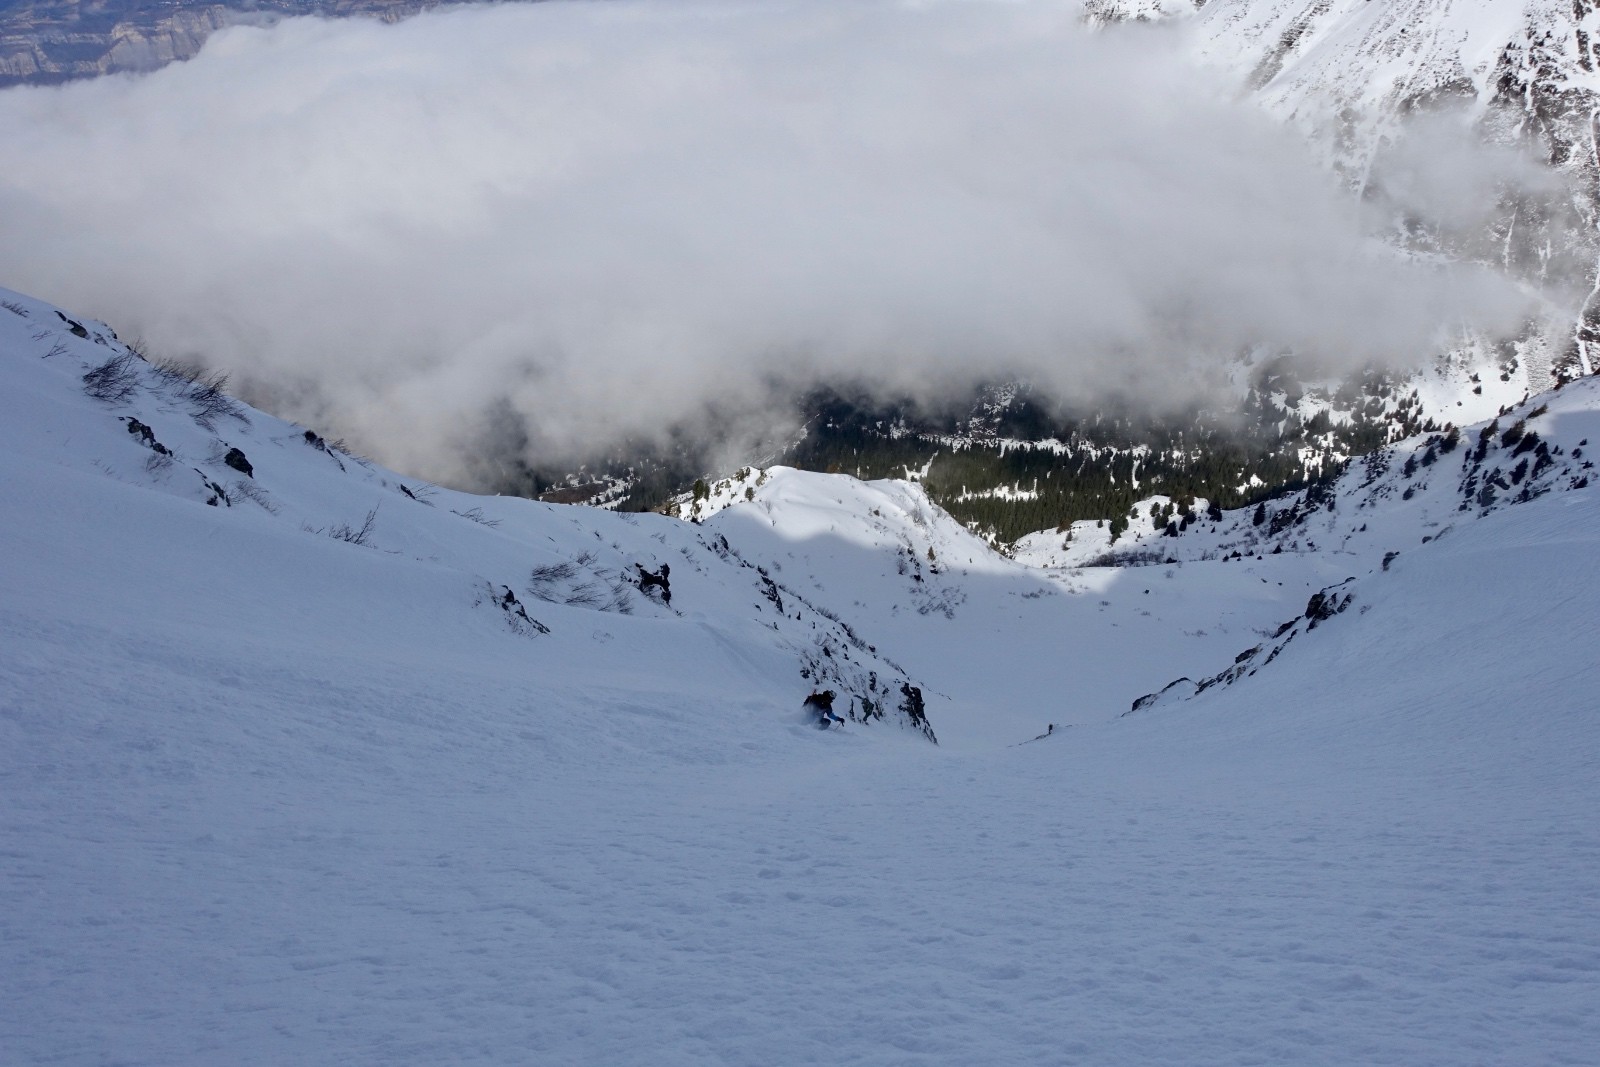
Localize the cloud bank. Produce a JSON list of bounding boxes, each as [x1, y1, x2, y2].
[[0, 0, 1532, 486]]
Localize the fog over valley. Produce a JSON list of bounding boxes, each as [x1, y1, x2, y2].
[[0, 0, 1541, 486]]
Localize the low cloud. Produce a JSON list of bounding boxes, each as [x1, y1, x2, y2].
[[0, 0, 1534, 485]]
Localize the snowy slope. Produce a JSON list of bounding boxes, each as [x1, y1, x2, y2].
[[3, 287, 1600, 1064], [1198, 0, 1554, 131], [662, 466, 1321, 745], [0, 288, 940, 741], [1015, 373, 1600, 717]]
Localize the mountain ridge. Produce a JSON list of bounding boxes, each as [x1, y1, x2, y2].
[[0, 0, 463, 85]]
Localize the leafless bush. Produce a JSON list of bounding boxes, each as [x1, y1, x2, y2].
[[146, 350, 201, 383], [328, 506, 378, 547], [145, 351, 251, 429], [82, 352, 141, 403], [530, 560, 580, 586], [185, 373, 248, 430], [527, 552, 639, 613], [326, 439, 372, 467], [2, 300, 27, 317], [399, 483, 438, 506], [453, 506, 501, 528], [42, 340, 68, 359], [606, 581, 635, 614], [563, 580, 607, 608], [145, 451, 175, 476], [231, 479, 279, 514]]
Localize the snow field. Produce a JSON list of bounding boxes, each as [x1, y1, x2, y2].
[[2, 286, 1599, 1063]]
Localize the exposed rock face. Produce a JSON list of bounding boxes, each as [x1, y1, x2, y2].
[[1, 2, 231, 85], [102, 6, 236, 74], [0, 0, 463, 87]]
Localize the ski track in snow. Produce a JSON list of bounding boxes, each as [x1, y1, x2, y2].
[[2, 287, 1599, 1064]]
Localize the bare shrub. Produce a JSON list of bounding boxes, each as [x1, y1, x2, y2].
[[328, 506, 378, 546], [563, 581, 607, 608], [145, 351, 250, 429], [82, 352, 141, 403], [184, 372, 248, 430], [326, 439, 372, 467], [146, 350, 204, 385], [527, 553, 639, 613], [453, 506, 501, 528], [606, 581, 635, 614], [530, 560, 579, 587], [2, 300, 28, 317], [399, 483, 438, 506], [231, 479, 279, 514]]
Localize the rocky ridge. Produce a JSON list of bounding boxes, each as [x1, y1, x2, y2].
[[0, 0, 461, 86]]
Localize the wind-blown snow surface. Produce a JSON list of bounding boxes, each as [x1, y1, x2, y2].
[[3, 289, 1599, 1064]]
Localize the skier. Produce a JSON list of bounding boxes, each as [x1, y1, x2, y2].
[[804, 690, 839, 728]]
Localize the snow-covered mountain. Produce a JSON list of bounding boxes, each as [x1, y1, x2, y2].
[[5, 285, 1598, 1063], [1093, 0, 1600, 173], [1095, 0, 1600, 368], [769, 348, 1539, 547], [1187, 0, 1599, 170], [1016, 370, 1597, 567], [743, 0, 1600, 547], [0, 287, 942, 743]]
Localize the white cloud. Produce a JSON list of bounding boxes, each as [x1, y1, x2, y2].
[[0, 0, 1532, 484]]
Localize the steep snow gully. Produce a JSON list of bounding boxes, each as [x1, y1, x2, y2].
[[2, 287, 1598, 1064]]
